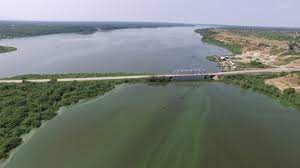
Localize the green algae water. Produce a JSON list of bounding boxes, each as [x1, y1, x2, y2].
[[5, 82, 300, 168]]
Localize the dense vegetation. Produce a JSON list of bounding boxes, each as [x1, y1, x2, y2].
[[227, 28, 298, 41], [206, 55, 217, 62], [0, 79, 140, 159], [195, 29, 243, 55], [223, 73, 300, 108], [0, 21, 190, 55], [146, 76, 173, 82], [276, 56, 300, 66], [0, 24, 97, 39], [296, 36, 300, 43], [0, 46, 17, 53], [7, 72, 150, 80], [237, 60, 270, 69]]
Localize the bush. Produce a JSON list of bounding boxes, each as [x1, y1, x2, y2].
[[0, 80, 128, 159], [195, 29, 243, 55], [4, 138, 22, 153], [223, 74, 300, 110], [146, 76, 173, 82]]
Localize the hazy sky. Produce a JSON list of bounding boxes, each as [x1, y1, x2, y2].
[[0, 0, 299, 27]]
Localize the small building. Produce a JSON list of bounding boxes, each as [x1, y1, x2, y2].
[[220, 56, 226, 60], [295, 44, 300, 52], [288, 41, 300, 52]]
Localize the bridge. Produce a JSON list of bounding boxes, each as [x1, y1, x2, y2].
[[1, 68, 300, 83], [161, 68, 300, 78]]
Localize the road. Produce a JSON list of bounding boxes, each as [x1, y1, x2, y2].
[[1, 68, 300, 83]]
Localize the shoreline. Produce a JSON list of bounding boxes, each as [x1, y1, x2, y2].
[[222, 73, 300, 111], [0, 22, 192, 41], [196, 28, 300, 71], [0, 84, 127, 168], [3, 80, 300, 167], [1, 27, 298, 166], [0, 105, 77, 168], [198, 28, 300, 111], [0, 79, 137, 161], [0, 46, 17, 54], [2, 75, 300, 167]]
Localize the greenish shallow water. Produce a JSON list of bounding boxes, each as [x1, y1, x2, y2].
[[5, 82, 300, 168]]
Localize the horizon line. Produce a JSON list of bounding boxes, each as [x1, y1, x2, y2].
[[0, 19, 300, 29]]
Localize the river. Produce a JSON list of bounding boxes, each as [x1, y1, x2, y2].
[[5, 82, 300, 168], [2, 27, 300, 168], [0, 26, 229, 78]]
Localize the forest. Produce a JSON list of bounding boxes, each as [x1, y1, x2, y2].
[[0, 79, 138, 159], [0, 21, 189, 39]]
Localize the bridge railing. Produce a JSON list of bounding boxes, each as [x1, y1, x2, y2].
[[162, 68, 209, 76]]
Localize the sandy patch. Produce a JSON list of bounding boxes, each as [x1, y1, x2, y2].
[[265, 74, 300, 92], [211, 29, 296, 68], [285, 59, 300, 68]]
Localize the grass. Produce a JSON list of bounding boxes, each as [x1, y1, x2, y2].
[[225, 28, 299, 41], [0, 46, 17, 53], [280, 51, 300, 57], [296, 36, 300, 43], [195, 29, 243, 55], [237, 60, 270, 69], [276, 57, 300, 66], [206, 55, 217, 62], [270, 47, 285, 55], [222, 73, 300, 110], [5, 72, 152, 80]]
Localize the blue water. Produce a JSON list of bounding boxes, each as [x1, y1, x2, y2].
[[0, 27, 229, 77]]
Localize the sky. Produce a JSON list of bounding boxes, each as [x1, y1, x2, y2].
[[0, 0, 299, 27]]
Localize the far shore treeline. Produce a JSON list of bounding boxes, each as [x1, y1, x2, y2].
[[0, 21, 192, 54], [0, 21, 191, 39], [1, 23, 300, 161]]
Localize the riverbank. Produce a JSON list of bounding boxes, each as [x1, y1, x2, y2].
[[0, 122, 39, 168], [196, 27, 300, 71], [0, 46, 16, 53], [222, 73, 300, 110], [0, 73, 177, 163], [196, 27, 300, 99], [265, 73, 300, 91], [0, 84, 127, 168], [0, 78, 148, 161], [6, 73, 151, 80], [2, 71, 300, 167], [5, 81, 300, 168]]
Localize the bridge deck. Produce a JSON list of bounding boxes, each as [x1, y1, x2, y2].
[[1, 68, 300, 83]]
